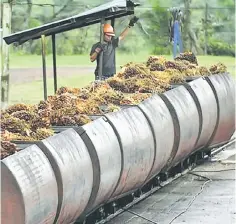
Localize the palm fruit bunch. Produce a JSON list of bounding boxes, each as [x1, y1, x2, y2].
[[1, 111, 53, 141], [164, 60, 187, 72], [48, 94, 77, 110], [1, 113, 32, 136], [89, 84, 124, 105], [108, 62, 171, 93], [1, 127, 29, 141], [136, 77, 165, 93], [99, 104, 121, 113], [85, 80, 110, 93], [147, 56, 167, 72], [164, 60, 189, 79], [38, 108, 52, 120], [107, 78, 128, 93], [109, 74, 166, 94], [53, 115, 77, 126], [120, 93, 152, 105], [32, 128, 55, 140], [84, 100, 103, 114], [30, 114, 51, 131], [77, 88, 91, 100], [73, 114, 92, 126], [49, 107, 76, 125], [106, 54, 209, 94], [146, 55, 167, 67], [128, 93, 152, 104], [151, 70, 173, 84], [50, 114, 91, 126], [164, 69, 186, 83], [2, 52, 229, 142], [182, 68, 197, 77], [150, 63, 165, 71], [11, 110, 36, 122], [209, 62, 227, 74], [121, 66, 139, 79], [175, 52, 198, 65], [37, 93, 94, 125], [194, 66, 212, 76], [76, 98, 102, 114], [49, 106, 92, 126], [3, 103, 51, 134], [50, 106, 77, 118], [119, 95, 135, 105], [106, 77, 125, 91], [153, 78, 171, 90], [56, 86, 80, 95], [56, 86, 70, 95], [106, 104, 121, 112], [58, 116, 77, 126], [119, 77, 140, 93], [172, 60, 189, 72], [118, 63, 150, 79], [176, 59, 197, 69], [1, 140, 20, 160], [36, 100, 53, 125], [1, 129, 11, 141], [5, 103, 35, 114], [37, 100, 52, 110]]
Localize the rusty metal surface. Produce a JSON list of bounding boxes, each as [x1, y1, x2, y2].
[[105, 107, 155, 199], [1, 145, 58, 224], [83, 117, 122, 211], [138, 94, 175, 181], [188, 78, 218, 150], [206, 73, 235, 147], [163, 86, 200, 166], [42, 129, 93, 224]]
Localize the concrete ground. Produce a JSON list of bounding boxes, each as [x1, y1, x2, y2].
[[108, 143, 236, 224]]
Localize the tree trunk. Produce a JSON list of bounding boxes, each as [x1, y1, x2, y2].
[[1, 2, 12, 109], [23, 0, 32, 29], [182, 0, 191, 51]]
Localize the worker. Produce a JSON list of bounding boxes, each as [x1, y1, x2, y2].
[[168, 8, 183, 58], [90, 16, 139, 80]]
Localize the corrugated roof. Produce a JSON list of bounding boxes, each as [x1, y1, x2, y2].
[[3, 0, 139, 45]]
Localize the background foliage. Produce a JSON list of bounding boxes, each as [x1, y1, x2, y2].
[[9, 0, 235, 56]]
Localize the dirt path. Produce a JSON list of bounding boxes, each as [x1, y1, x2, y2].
[[9, 66, 95, 84], [9, 65, 235, 84]]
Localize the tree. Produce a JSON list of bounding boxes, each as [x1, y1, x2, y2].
[[139, 0, 171, 54]]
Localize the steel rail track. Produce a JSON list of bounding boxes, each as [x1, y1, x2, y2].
[[209, 138, 235, 157], [77, 139, 235, 224]]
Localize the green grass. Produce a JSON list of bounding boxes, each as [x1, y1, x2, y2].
[[9, 51, 152, 68], [9, 74, 94, 105], [10, 52, 235, 69], [8, 53, 235, 105]]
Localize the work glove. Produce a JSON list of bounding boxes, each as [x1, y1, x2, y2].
[[129, 16, 139, 27], [95, 42, 106, 53]]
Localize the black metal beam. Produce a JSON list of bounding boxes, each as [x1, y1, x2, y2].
[[41, 35, 47, 100], [5, 10, 135, 45], [111, 18, 115, 28], [52, 34, 57, 94], [111, 18, 116, 70], [98, 18, 105, 80]]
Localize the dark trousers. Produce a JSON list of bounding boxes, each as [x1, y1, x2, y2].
[[173, 21, 183, 58], [95, 74, 114, 80]]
